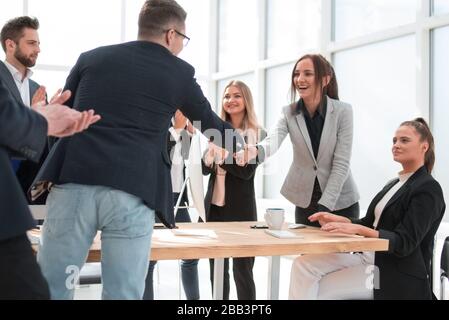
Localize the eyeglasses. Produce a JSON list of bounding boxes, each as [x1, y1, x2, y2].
[[164, 29, 190, 47], [173, 29, 190, 47]]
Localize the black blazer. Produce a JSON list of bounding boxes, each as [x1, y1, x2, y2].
[[0, 61, 48, 205], [166, 128, 191, 167], [202, 130, 266, 222], [0, 78, 47, 241], [354, 166, 446, 300], [32, 41, 242, 228]]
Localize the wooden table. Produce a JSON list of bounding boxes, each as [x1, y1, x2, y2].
[[34, 221, 388, 299]]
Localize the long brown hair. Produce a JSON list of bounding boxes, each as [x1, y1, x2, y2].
[[220, 80, 262, 143], [400, 117, 435, 173], [290, 54, 339, 104]]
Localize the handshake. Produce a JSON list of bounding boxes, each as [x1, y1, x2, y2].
[[234, 145, 259, 166], [205, 142, 259, 167]]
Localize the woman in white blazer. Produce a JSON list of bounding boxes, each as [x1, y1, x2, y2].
[[238, 54, 359, 225]]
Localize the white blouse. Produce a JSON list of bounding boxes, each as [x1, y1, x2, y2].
[[373, 171, 414, 228]]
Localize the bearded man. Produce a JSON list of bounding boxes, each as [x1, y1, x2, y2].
[[0, 16, 49, 206]]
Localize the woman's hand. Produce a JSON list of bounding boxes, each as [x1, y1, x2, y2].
[[204, 141, 229, 167], [309, 212, 351, 226], [210, 142, 229, 164], [321, 222, 379, 238], [321, 222, 361, 235]]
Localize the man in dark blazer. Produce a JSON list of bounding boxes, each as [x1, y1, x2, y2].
[[33, 0, 243, 300], [0, 78, 100, 299], [0, 16, 48, 205]]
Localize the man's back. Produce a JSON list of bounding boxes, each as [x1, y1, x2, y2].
[[34, 40, 237, 227]]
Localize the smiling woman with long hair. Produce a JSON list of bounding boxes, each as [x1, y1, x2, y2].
[[289, 118, 446, 300], [202, 80, 265, 300], [239, 54, 360, 226]]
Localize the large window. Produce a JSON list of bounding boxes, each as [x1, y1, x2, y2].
[[433, 0, 449, 15], [125, 0, 210, 76], [28, 0, 123, 67], [266, 0, 321, 60], [2, 1, 449, 219], [32, 69, 72, 99], [0, 2, 24, 61], [0, 2, 22, 27], [218, 0, 257, 72], [432, 26, 449, 221], [334, 0, 418, 41], [125, 0, 145, 42], [0, 0, 210, 99], [178, 0, 211, 76], [263, 63, 295, 198], [334, 36, 417, 212]]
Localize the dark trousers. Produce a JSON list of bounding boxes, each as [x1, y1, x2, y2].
[[209, 257, 255, 300], [296, 179, 360, 227], [208, 204, 256, 300], [143, 193, 199, 300], [0, 234, 50, 299], [145, 259, 199, 300]]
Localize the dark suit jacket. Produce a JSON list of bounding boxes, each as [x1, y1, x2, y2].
[[202, 129, 266, 222], [160, 128, 191, 224], [32, 41, 242, 228], [0, 78, 47, 241], [0, 61, 48, 205], [166, 127, 191, 197], [166, 127, 191, 167], [354, 166, 446, 299]]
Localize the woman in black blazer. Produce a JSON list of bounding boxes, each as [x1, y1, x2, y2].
[[289, 118, 445, 300], [202, 80, 265, 300]]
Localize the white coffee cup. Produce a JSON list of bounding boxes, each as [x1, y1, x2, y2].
[[264, 208, 285, 230]]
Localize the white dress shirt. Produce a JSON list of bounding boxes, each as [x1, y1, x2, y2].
[[169, 127, 185, 193], [373, 171, 414, 228], [4, 60, 33, 106], [363, 171, 414, 264]]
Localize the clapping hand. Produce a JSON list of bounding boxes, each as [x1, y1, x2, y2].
[[31, 87, 66, 107], [32, 90, 101, 138], [31, 86, 47, 107]]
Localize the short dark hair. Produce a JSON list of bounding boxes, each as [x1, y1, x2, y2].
[[138, 0, 187, 39], [1, 16, 39, 52]]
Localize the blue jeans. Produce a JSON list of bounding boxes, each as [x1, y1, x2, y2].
[[37, 183, 154, 300], [143, 192, 199, 300]]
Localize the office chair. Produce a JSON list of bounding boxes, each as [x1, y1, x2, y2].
[[441, 236, 449, 300]]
